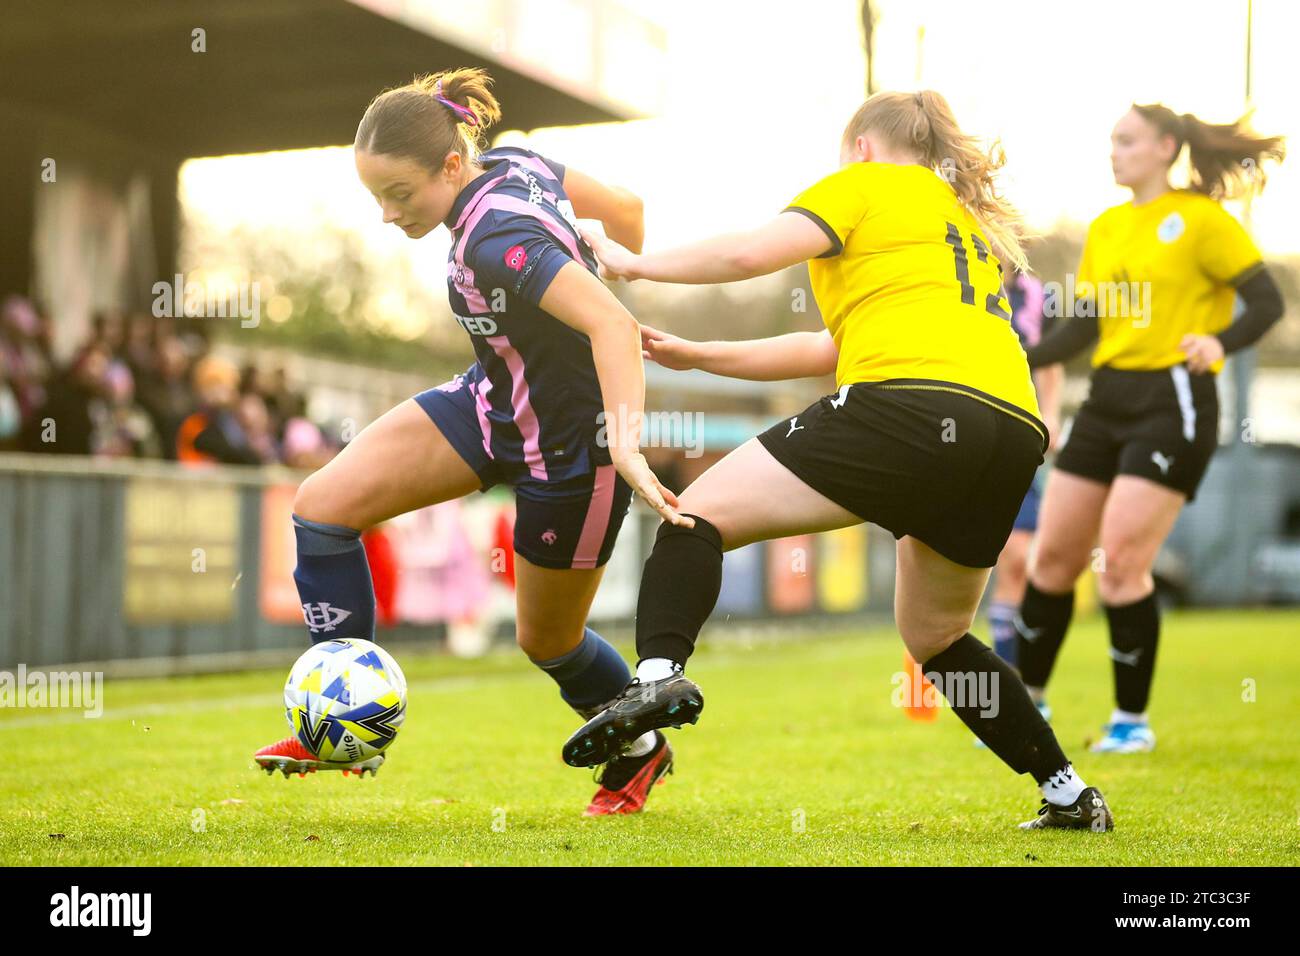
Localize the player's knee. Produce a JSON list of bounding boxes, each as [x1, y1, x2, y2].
[[1095, 543, 1152, 602], [292, 472, 330, 523], [515, 621, 580, 661], [899, 616, 971, 663], [294, 468, 368, 530], [1030, 539, 1087, 592]]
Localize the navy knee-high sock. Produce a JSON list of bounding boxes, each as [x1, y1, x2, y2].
[[292, 513, 376, 644], [534, 627, 633, 720], [988, 600, 1018, 667]]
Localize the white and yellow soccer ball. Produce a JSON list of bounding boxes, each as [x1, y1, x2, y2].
[[283, 638, 408, 763]]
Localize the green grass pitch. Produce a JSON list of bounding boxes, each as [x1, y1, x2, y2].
[[2, 609, 1297, 866]]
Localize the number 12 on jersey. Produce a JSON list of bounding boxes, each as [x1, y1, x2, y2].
[[944, 221, 1011, 321]]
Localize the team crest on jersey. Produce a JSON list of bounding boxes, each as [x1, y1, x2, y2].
[[505, 244, 528, 271], [1157, 212, 1185, 243], [449, 261, 479, 299]]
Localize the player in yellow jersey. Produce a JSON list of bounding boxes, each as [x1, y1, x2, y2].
[[566, 91, 1113, 831], [1016, 104, 1285, 754]]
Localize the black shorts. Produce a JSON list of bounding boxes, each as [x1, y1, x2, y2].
[[756, 381, 1047, 568], [1055, 365, 1219, 500]]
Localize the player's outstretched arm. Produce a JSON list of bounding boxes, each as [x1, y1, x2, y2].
[[563, 166, 645, 254], [539, 261, 690, 528], [581, 211, 833, 285], [641, 325, 838, 382]]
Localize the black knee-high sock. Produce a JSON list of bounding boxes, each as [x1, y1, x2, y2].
[[922, 634, 1071, 784], [1105, 591, 1160, 713], [1015, 582, 1075, 691], [635, 516, 723, 666]]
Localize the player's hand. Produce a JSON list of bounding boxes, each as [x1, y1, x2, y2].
[[579, 227, 640, 282], [611, 450, 693, 527], [1180, 334, 1224, 374], [640, 324, 702, 371]]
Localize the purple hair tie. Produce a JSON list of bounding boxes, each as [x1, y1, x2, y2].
[[433, 79, 479, 126]]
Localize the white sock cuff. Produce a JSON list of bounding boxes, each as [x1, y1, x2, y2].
[[1040, 763, 1087, 806], [622, 730, 658, 758], [636, 657, 680, 682]]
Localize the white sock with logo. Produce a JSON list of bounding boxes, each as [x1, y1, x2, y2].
[[1040, 763, 1086, 806], [635, 657, 680, 682], [1111, 708, 1147, 725]]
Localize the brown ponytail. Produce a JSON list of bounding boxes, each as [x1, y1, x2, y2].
[[842, 90, 1029, 272], [355, 67, 503, 173], [1132, 103, 1285, 200]]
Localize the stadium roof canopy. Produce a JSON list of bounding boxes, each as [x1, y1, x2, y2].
[[0, 0, 663, 314], [1, 0, 656, 158]]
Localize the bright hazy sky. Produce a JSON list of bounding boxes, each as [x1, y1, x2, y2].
[[181, 0, 1300, 335]]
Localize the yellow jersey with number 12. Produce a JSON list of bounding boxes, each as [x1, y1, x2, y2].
[[785, 161, 1043, 435]]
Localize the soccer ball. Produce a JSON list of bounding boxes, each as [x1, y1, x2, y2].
[[283, 638, 408, 763]]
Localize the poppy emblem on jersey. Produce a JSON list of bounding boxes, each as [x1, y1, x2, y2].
[[1157, 212, 1185, 243], [505, 244, 528, 271]]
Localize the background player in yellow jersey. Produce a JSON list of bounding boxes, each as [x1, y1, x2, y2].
[[569, 91, 1113, 831], [1017, 104, 1286, 753]]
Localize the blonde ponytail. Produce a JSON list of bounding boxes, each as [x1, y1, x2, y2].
[[843, 90, 1030, 273]]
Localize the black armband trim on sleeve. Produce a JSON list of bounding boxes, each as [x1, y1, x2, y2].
[[1216, 267, 1285, 355], [782, 207, 842, 258], [1227, 260, 1266, 287]]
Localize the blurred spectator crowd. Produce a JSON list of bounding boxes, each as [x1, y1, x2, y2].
[[0, 294, 338, 468]]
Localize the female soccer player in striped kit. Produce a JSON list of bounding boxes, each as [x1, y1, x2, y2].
[[254, 68, 689, 817], [1016, 105, 1285, 753], [574, 91, 1114, 831]]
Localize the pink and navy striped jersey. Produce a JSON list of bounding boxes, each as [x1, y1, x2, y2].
[[1007, 271, 1049, 350], [443, 146, 608, 485]]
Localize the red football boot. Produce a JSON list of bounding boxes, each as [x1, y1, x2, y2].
[[253, 737, 385, 778], [583, 731, 674, 816]]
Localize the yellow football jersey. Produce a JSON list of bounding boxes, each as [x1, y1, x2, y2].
[[1075, 190, 1263, 372], [785, 161, 1043, 435]]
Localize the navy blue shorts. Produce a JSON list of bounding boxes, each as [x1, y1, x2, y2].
[[1011, 465, 1045, 532], [413, 376, 633, 571]]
